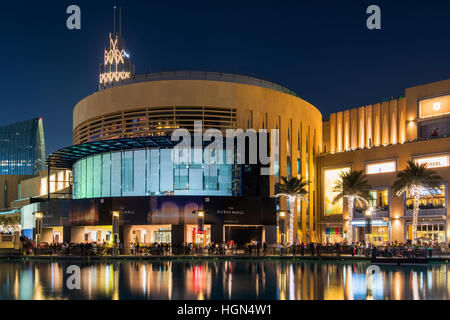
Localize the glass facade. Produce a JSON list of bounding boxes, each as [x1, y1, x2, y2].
[[0, 118, 45, 175], [73, 148, 233, 199]]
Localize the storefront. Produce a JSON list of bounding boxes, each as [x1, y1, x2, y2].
[[321, 222, 344, 244], [21, 195, 276, 247], [41, 226, 64, 244], [124, 225, 172, 244], [406, 221, 446, 243], [352, 220, 390, 245], [324, 227, 343, 243], [186, 224, 211, 245]]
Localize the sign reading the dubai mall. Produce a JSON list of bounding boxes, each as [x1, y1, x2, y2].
[[99, 33, 135, 86]]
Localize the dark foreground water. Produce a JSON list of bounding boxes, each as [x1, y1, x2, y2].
[[0, 260, 449, 300]]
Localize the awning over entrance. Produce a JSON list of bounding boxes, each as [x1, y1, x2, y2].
[[46, 136, 178, 169]]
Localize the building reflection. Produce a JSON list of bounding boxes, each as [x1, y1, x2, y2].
[[0, 261, 448, 300]]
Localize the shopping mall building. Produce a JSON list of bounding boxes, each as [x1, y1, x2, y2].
[[19, 32, 450, 247]]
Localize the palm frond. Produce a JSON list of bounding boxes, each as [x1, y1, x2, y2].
[[392, 161, 442, 196], [275, 176, 309, 201], [331, 170, 372, 205]]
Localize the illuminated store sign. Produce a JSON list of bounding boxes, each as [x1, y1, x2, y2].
[[415, 155, 449, 169], [366, 161, 396, 174], [324, 167, 351, 215], [419, 95, 450, 119]]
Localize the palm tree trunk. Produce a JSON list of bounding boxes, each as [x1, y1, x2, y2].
[[289, 197, 296, 246], [347, 198, 354, 245], [412, 194, 420, 245]]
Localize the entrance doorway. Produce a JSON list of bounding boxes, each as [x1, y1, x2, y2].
[[225, 226, 263, 246]]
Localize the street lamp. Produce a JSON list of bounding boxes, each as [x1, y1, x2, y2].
[[365, 207, 374, 249], [34, 212, 43, 246], [278, 210, 289, 245], [192, 210, 206, 247], [112, 211, 120, 256]]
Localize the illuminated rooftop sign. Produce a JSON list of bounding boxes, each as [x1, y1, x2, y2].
[[419, 95, 450, 119], [99, 34, 134, 86]]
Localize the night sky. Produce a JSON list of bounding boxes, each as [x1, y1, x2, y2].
[[1, 0, 450, 155]]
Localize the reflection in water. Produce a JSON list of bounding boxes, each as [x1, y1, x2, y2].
[[0, 260, 448, 300]]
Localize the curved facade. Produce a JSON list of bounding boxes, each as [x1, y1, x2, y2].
[[72, 72, 323, 243], [73, 148, 233, 199], [73, 105, 237, 145]]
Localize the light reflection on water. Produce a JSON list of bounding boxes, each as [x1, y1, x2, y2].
[[0, 260, 449, 300]]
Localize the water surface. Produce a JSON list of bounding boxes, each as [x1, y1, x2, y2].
[[0, 260, 448, 300]]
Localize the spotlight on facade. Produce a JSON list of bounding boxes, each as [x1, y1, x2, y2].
[[197, 210, 205, 218], [365, 207, 374, 216], [278, 210, 288, 218], [34, 212, 44, 219], [192, 210, 205, 217]]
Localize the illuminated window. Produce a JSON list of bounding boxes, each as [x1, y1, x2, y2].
[[57, 171, 64, 191], [369, 189, 389, 211], [419, 95, 450, 119], [40, 177, 47, 196], [323, 167, 351, 215], [365, 161, 396, 174], [50, 174, 56, 193], [415, 155, 449, 169], [406, 185, 446, 209]]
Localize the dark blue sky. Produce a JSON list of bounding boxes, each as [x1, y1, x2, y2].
[[1, 1, 450, 155]]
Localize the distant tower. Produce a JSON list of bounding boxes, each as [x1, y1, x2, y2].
[[99, 7, 135, 88]]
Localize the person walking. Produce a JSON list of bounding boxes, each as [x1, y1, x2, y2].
[[310, 242, 315, 257]]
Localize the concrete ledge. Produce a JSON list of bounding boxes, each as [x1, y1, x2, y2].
[[0, 254, 371, 262]]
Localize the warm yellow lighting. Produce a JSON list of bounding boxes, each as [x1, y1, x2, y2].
[[35, 212, 43, 219], [197, 210, 205, 218], [99, 34, 132, 85], [112, 211, 120, 218], [104, 36, 125, 65], [100, 71, 131, 84], [365, 207, 374, 216], [324, 167, 351, 215], [40, 177, 47, 196], [279, 211, 286, 218]]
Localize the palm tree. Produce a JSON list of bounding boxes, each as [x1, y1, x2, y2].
[[332, 170, 372, 244], [276, 176, 309, 246], [392, 161, 441, 244]]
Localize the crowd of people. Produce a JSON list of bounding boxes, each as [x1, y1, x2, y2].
[[19, 237, 120, 256], [16, 235, 449, 258], [130, 242, 170, 255], [0, 230, 15, 235]]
